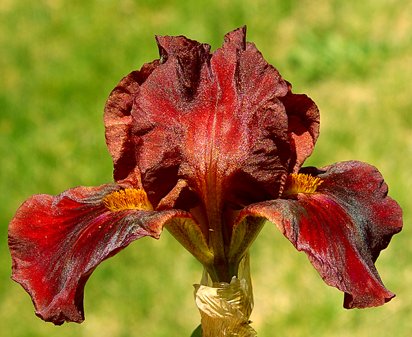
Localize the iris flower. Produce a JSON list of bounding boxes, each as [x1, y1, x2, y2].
[[8, 27, 402, 334]]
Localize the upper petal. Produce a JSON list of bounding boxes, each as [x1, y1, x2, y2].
[[105, 27, 293, 212], [236, 161, 402, 308], [8, 184, 195, 324], [104, 61, 159, 181], [280, 85, 320, 172]]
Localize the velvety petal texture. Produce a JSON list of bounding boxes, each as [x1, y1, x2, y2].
[[236, 161, 402, 308], [280, 85, 320, 172], [8, 184, 194, 324], [104, 62, 159, 181], [104, 27, 297, 213]]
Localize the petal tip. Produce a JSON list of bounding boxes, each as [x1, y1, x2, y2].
[[343, 290, 396, 309], [223, 26, 247, 49]]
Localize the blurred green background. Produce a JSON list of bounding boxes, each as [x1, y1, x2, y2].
[[1, 0, 411, 336]]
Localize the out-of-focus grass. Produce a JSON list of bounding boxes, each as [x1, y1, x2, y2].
[[1, 1, 411, 336]]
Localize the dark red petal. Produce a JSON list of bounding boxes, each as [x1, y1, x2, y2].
[[127, 27, 291, 211], [104, 61, 159, 181], [280, 86, 320, 172], [8, 185, 191, 324], [238, 161, 402, 308]]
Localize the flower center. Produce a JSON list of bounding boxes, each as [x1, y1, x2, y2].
[[283, 173, 323, 196], [103, 188, 153, 212]]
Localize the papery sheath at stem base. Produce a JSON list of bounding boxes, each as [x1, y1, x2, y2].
[[193, 254, 256, 337]]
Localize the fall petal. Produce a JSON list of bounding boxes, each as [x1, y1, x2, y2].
[[8, 184, 194, 324], [238, 161, 402, 308]]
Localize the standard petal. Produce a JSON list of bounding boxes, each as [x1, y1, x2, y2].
[[8, 184, 194, 324], [104, 61, 159, 181], [280, 86, 320, 172], [236, 161, 402, 308], [125, 27, 294, 280], [106, 27, 293, 212]]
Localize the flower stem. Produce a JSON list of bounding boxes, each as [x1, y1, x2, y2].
[[193, 253, 256, 336]]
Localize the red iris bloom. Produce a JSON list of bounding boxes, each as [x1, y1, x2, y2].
[[8, 27, 402, 326]]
